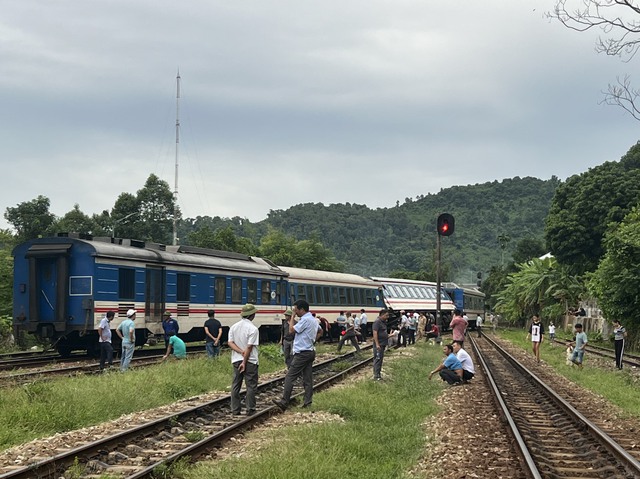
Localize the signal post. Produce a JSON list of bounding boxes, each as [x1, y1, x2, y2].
[[436, 213, 454, 327]]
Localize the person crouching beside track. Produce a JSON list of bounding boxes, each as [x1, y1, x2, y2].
[[162, 332, 187, 361], [452, 340, 475, 382], [228, 304, 260, 416], [273, 299, 323, 411], [336, 313, 360, 353], [428, 344, 464, 385]]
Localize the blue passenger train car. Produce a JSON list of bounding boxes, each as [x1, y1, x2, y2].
[[443, 283, 485, 329], [12, 234, 287, 356]]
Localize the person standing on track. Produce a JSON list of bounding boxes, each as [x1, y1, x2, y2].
[[279, 309, 295, 368], [475, 314, 483, 338], [116, 309, 136, 372], [449, 310, 467, 347], [273, 299, 322, 410], [228, 304, 260, 416], [98, 311, 114, 371], [360, 309, 368, 341], [570, 323, 588, 369], [548, 322, 556, 346], [372, 309, 390, 381], [204, 309, 222, 358], [162, 311, 180, 348], [612, 319, 627, 370], [526, 315, 544, 363]]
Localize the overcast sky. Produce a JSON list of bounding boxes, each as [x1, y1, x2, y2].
[[2, 1, 639, 231]]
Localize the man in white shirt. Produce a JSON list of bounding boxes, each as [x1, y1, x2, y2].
[[452, 340, 475, 382], [228, 304, 260, 416], [359, 309, 368, 340]]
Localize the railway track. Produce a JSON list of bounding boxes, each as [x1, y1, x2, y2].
[[473, 334, 640, 478], [0, 348, 372, 479]]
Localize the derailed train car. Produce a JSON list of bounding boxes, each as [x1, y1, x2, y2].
[[12, 234, 288, 356]]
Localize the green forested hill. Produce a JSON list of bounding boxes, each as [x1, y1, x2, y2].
[[181, 176, 560, 282]]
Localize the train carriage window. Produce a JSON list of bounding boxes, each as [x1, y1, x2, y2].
[[423, 288, 434, 299], [357, 289, 365, 305], [408, 286, 419, 298], [331, 287, 339, 305], [177, 273, 190, 302], [339, 287, 347, 305], [323, 287, 331, 305], [214, 277, 226, 303], [385, 285, 397, 298], [297, 284, 306, 301], [119, 268, 135, 300], [313, 286, 322, 304], [307, 285, 315, 303], [347, 288, 354, 305], [261, 281, 271, 304], [365, 290, 373, 306], [231, 278, 242, 304], [415, 287, 425, 299], [275, 281, 282, 303], [400, 286, 410, 298], [247, 279, 257, 304]]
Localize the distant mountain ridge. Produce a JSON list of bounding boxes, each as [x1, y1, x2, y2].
[[182, 176, 560, 282]]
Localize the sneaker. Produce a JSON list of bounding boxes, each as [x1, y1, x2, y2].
[[246, 409, 256, 416], [232, 410, 242, 416], [272, 399, 287, 411]]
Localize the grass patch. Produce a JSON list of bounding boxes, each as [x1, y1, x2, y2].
[[498, 329, 640, 417], [183, 343, 445, 479], [0, 351, 286, 451]]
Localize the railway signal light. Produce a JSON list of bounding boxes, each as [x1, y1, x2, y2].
[[437, 213, 455, 236]]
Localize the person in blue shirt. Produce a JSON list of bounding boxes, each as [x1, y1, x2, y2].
[[570, 323, 588, 369], [162, 311, 179, 348], [428, 344, 464, 385], [273, 299, 322, 410]]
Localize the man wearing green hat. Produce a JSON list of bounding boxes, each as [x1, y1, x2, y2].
[[279, 309, 295, 368], [228, 303, 260, 416]]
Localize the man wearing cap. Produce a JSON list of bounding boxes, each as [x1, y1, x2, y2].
[[273, 299, 323, 411], [162, 311, 180, 348], [116, 309, 136, 372], [98, 311, 115, 371], [228, 304, 260, 416], [279, 309, 295, 368]]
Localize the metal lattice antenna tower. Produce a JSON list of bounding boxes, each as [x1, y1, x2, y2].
[[172, 70, 180, 246]]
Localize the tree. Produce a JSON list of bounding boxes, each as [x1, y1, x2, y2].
[[549, 1, 640, 120], [111, 193, 141, 239], [589, 206, 640, 342], [512, 237, 547, 264], [495, 256, 579, 325], [545, 142, 640, 274], [0, 229, 16, 317], [136, 174, 178, 244], [4, 195, 56, 241], [51, 204, 97, 235]]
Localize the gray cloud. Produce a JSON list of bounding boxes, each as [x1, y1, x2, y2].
[[1, 0, 639, 228]]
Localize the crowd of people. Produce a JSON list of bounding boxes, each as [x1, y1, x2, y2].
[[97, 303, 629, 417]]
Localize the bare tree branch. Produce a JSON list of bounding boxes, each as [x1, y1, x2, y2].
[[601, 74, 640, 119], [549, 1, 640, 60]]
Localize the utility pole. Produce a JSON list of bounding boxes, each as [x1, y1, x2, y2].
[[172, 70, 180, 246]]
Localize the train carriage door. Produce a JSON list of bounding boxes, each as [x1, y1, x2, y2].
[[145, 266, 165, 330], [25, 244, 71, 337]]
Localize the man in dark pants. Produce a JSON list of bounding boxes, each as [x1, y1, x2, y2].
[[98, 311, 114, 371], [228, 304, 260, 416], [273, 299, 322, 410], [372, 309, 390, 380]]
